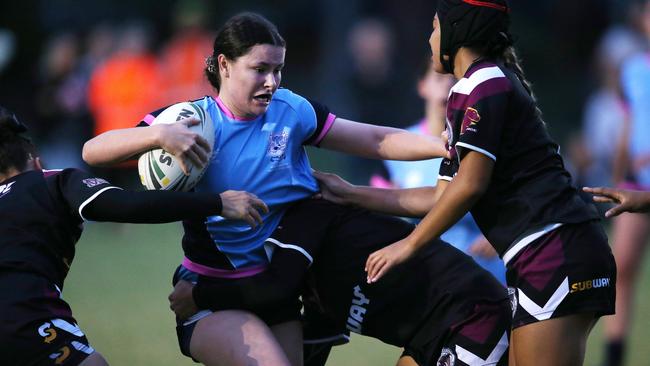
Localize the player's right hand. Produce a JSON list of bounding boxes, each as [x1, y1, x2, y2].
[[220, 190, 269, 228], [156, 118, 211, 175], [169, 280, 198, 321], [313, 171, 355, 205], [583, 186, 650, 217]]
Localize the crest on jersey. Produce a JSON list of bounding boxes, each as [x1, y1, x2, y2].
[[460, 107, 480, 135], [268, 127, 290, 162], [437, 347, 456, 366], [82, 178, 109, 188]]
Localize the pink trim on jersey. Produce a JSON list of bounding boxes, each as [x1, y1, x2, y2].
[[182, 257, 267, 278], [618, 181, 650, 191], [143, 114, 156, 125], [417, 119, 429, 135], [311, 113, 337, 146], [369, 174, 393, 188], [215, 96, 258, 121]]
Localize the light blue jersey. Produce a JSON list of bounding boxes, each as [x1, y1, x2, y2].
[[144, 89, 335, 269], [621, 52, 650, 187]]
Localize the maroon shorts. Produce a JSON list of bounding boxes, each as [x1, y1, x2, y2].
[[506, 221, 616, 328], [0, 271, 95, 366]]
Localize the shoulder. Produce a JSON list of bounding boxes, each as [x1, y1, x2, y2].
[[452, 62, 511, 97], [270, 88, 315, 116]]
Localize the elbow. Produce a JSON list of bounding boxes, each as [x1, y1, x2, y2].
[[81, 140, 98, 166]]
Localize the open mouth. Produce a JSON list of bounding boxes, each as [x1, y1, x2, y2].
[[253, 93, 272, 104]]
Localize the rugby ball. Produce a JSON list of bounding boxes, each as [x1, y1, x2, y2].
[[138, 102, 214, 191]]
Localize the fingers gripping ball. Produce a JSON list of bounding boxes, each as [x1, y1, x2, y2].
[[138, 102, 214, 191]]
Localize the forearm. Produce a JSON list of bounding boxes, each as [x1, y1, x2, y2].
[[82, 126, 161, 166], [346, 185, 437, 217], [406, 177, 483, 252], [83, 189, 222, 223], [319, 118, 446, 160], [376, 130, 447, 160]]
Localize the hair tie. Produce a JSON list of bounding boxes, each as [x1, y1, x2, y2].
[[205, 56, 217, 74]]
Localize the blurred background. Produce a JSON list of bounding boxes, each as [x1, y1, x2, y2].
[[1, 0, 649, 365]]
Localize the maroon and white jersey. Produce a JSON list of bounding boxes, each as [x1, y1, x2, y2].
[[439, 60, 599, 257]]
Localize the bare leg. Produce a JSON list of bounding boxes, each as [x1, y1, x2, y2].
[[271, 320, 303, 366], [511, 313, 596, 366], [605, 213, 650, 340], [396, 355, 418, 366], [190, 310, 292, 366], [78, 352, 109, 366]]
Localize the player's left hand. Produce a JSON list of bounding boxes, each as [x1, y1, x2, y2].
[[365, 238, 415, 283], [168, 280, 199, 321]]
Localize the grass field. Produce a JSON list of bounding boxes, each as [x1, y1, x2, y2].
[[64, 222, 650, 365]]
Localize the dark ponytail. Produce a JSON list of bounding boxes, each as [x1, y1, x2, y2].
[[205, 12, 286, 91], [0, 107, 35, 174], [475, 33, 543, 118]]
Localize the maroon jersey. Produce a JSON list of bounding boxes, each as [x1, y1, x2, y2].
[[0, 169, 119, 287], [438, 60, 599, 256]]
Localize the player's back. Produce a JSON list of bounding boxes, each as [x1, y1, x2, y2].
[[0, 170, 80, 286]]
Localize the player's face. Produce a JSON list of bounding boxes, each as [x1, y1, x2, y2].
[[220, 44, 285, 118], [429, 15, 445, 74]]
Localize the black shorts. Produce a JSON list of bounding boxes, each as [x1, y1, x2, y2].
[[506, 221, 616, 328], [0, 271, 94, 366], [302, 203, 512, 366]]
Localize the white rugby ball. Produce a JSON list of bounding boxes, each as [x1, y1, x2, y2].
[[138, 101, 214, 191]]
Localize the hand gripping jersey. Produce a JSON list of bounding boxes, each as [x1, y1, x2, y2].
[[140, 89, 335, 270], [438, 60, 599, 259]]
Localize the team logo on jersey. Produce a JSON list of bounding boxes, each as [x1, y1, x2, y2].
[[268, 127, 290, 162], [437, 347, 456, 366], [82, 178, 109, 188], [0, 181, 15, 198], [460, 107, 480, 135], [50, 346, 71, 364], [38, 322, 58, 343], [570, 277, 611, 293]]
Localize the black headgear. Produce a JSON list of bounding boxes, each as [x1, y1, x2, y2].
[[0, 106, 31, 141], [437, 0, 510, 74]]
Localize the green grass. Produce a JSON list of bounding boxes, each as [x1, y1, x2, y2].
[[65, 223, 650, 365]]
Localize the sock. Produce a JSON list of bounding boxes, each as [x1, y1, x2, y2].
[[605, 339, 625, 366]]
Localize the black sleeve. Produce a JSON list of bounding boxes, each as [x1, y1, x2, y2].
[[137, 104, 172, 127], [192, 247, 311, 313], [303, 98, 333, 146], [82, 189, 222, 223]]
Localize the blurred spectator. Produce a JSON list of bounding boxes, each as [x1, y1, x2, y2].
[[87, 21, 161, 186], [602, 1, 650, 366], [158, 0, 215, 104], [570, 26, 645, 190], [371, 60, 506, 284], [34, 32, 91, 169]]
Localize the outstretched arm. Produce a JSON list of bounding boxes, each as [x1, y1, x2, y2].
[[83, 189, 268, 227], [313, 171, 440, 217], [365, 151, 493, 282], [583, 186, 650, 217], [318, 117, 449, 161]]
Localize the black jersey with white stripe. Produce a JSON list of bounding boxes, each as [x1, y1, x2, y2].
[[438, 60, 599, 256], [0, 169, 119, 287]]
